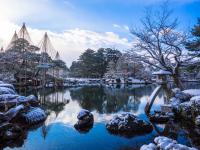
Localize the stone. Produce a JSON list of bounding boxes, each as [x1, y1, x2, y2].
[[179, 101, 193, 119], [74, 109, 94, 130], [0, 83, 15, 91], [149, 111, 173, 123], [0, 123, 23, 141], [0, 105, 24, 123], [183, 89, 200, 97], [0, 87, 16, 95], [106, 112, 153, 137], [140, 143, 157, 150], [20, 107, 47, 125], [154, 136, 197, 150]]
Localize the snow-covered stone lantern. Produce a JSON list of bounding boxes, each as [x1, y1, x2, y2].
[[152, 70, 172, 84]]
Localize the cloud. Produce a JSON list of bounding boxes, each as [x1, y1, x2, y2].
[[113, 24, 130, 32], [0, 21, 132, 67]]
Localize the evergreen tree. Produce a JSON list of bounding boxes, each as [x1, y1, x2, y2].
[[186, 18, 200, 74], [186, 18, 200, 56]]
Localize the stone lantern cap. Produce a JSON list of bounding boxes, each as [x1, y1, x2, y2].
[[152, 70, 172, 75]]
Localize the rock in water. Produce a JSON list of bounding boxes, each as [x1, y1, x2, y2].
[[21, 107, 47, 125], [0, 105, 24, 123], [154, 136, 197, 150], [17, 95, 39, 105], [0, 94, 19, 102], [149, 111, 173, 123], [140, 143, 157, 150], [0, 87, 16, 95], [0, 83, 15, 91], [74, 109, 94, 131], [0, 123, 23, 141], [140, 136, 198, 150], [106, 113, 153, 137]]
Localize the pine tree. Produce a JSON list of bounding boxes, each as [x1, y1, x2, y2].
[[186, 18, 200, 56]]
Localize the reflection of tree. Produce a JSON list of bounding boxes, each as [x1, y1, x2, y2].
[[70, 85, 155, 114], [153, 120, 200, 149], [38, 88, 67, 116]]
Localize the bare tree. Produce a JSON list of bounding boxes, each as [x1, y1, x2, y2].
[[131, 2, 188, 88]]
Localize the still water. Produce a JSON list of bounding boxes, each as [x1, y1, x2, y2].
[[4, 83, 200, 150]]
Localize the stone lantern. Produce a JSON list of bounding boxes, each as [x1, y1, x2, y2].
[[152, 70, 172, 84]]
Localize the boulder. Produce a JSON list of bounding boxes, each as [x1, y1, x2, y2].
[[178, 101, 193, 119], [106, 113, 153, 137], [0, 87, 16, 95], [172, 88, 191, 102], [0, 105, 24, 123], [3, 125, 22, 140], [74, 109, 94, 131], [190, 96, 200, 114], [0, 123, 23, 141], [141, 136, 198, 149], [154, 136, 197, 150], [20, 107, 47, 125], [0, 83, 15, 91], [149, 111, 173, 123], [183, 89, 200, 97], [0, 94, 19, 102], [140, 143, 157, 150]]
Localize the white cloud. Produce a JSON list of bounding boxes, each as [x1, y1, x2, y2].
[[113, 24, 130, 32], [0, 21, 132, 67], [113, 24, 121, 28]]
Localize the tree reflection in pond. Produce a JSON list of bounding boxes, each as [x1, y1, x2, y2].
[[69, 85, 157, 114]]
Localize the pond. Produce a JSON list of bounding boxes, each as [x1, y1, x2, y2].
[[4, 83, 200, 150]]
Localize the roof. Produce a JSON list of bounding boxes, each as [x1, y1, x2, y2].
[[152, 70, 172, 75]]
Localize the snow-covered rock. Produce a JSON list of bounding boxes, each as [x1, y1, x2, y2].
[[0, 83, 15, 91], [106, 113, 153, 136], [0, 87, 16, 95], [74, 109, 94, 131], [77, 109, 91, 120], [140, 136, 197, 150], [154, 136, 197, 150], [149, 111, 173, 123], [140, 143, 157, 150], [172, 88, 191, 102], [0, 94, 19, 102], [183, 89, 200, 97], [169, 97, 181, 107], [179, 101, 193, 119]]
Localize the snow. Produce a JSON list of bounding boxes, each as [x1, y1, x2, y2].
[[183, 89, 200, 97], [0, 83, 15, 90], [140, 136, 197, 150], [128, 77, 145, 83], [140, 143, 157, 150], [0, 87, 16, 95], [154, 136, 197, 150], [152, 70, 172, 75], [0, 94, 19, 102], [190, 96, 200, 106], [77, 109, 90, 119]]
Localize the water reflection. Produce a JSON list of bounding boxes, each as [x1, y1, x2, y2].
[[5, 83, 200, 150]]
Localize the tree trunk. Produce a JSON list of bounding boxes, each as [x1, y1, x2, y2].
[[172, 74, 183, 90]]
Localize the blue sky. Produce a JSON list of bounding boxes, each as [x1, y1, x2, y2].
[[0, 0, 199, 66], [16, 0, 200, 32]]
